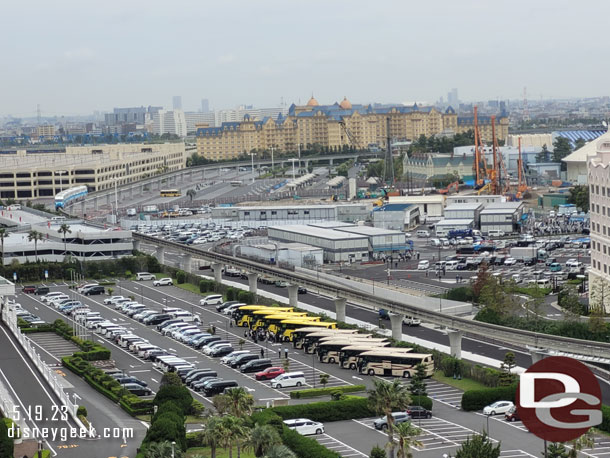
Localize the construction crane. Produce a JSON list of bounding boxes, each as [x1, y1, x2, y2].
[[516, 136, 528, 199], [338, 120, 360, 150], [473, 106, 489, 189], [491, 116, 510, 195], [439, 181, 459, 195]]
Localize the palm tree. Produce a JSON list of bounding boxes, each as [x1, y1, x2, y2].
[[57, 223, 72, 258], [218, 415, 246, 458], [394, 422, 423, 458], [368, 379, 412, 458], [145, 441, 183, 458], [567, 429, 595, 457], [223, 387, 255, 418], [245, 424, 282, 457], [201, 416, 223, 458], [27, 230, 44, 262], [264, 445, 296, 458], [186, 189, 197, 202], [0, 228, 7, 266]]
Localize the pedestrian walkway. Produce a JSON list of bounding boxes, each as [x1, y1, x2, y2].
[[28, 332, 80, 360], [314, 433, 367, 457]]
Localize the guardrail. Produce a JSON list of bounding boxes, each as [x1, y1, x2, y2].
[[1, 306, 95, 437], [134, 232, 610, 358]]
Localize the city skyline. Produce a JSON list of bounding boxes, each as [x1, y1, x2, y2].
[[2, 0, 610, 117]]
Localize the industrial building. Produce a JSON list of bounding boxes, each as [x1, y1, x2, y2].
[[0, 143, 186, 200], [445, 195, 505, 206], [563, 130, 610, 184], [479, 207, 522, 235], [444, 203, 483, 223], [334, 226, 409, 254], [387, 195, 445, 220], [268, 225, 369, 263], [211, 204, 371, 223], [372, 203, 420, 230], [239, 242, 323, 268], [434, 218, 474, 236]]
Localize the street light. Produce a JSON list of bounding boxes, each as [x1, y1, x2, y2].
[[171, 440, 176, 458], [248, 152, 256, 184], [38, 439, 43, 458]]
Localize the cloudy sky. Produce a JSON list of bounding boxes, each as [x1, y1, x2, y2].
[[1, 0, 608, 116]]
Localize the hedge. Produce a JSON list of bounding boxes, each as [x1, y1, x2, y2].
[[601, 405, 610, 434], [281, 425, 341, 458], [270, 396, 375, 422], [461, 385, 517, 411], [290, 385, 366, 399], [410, 395, 433, 411]]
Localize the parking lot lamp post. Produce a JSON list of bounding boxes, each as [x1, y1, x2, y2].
[[38, 440, 42, 458], [171, 441, 176, 458], [312, 353, 316, 388], [486, 412, 491, 438]]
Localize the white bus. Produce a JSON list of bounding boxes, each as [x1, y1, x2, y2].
[[291, 328, 359, 350], [357, 350, 434, 378], [230, 180, 244, 187], [317, 338, 389, 364], [340, 346, 412, 370], [304, 331, 372, 354]]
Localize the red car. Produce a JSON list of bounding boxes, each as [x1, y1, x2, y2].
[[22, 285, 36, 294], [255, 367, 285, 381]]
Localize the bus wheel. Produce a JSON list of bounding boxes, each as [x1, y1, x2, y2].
[[404, 371, 411, 378], [368, 369, 375, 376], [329, 357, 335, 364], [349, 363, 356, 370]]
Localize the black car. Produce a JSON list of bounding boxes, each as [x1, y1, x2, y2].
[[83, 285, 105, 295], [114, 377, 147, 387], [230, 354, 259, 368], [147, 314, 171, 325], [124, 383, 152, 396], [34, 286, 50, 295], [203, 380, 239, 396], [192, 377, 221, 392], [523, 258, 537, 266], [240, 358, 272, 373], [210, 346, 235, 357], [406, 406, 432, 419], [187, 371, 218, 387], [196, 336, 222, 349], [216, 301, 240, 312], [298, 287, 307, 294]]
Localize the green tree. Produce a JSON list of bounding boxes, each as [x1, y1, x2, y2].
[[499, 352, 516, 386], [370, 445, 387, 458], [245, 424, 282, 457], [0, 418, 14, 458], [566, 429, 595, 457], [220, 387, 254, 418], [455, 432, 500, 458], [218, 415, 247, 458], [567, 185, 589, 211], [368, 379, 412, 458], [201, 416, 223, 458], [145, 441, 184, 458], [58, 223, 72, 258], [263, 445, 297, 458], [319, 373, 330, 388], [536, 144, 549, 162], [546, 442, 569, 458], [394, 421, 423, 458], [472, 262, 491, 300], [27, 229, 44, 262], [0, 228, 7, 264], [160, 372, 183, 388], [574, 137, 587, 150], [408, 364, 428, 402], [186, 189, 197, 201], [558, 285, 585, 317], [552, 137, 573, 162]]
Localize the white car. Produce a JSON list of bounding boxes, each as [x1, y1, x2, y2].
[[41, 292, 65, 303], [200, 294, 224, 306], [483, 401, 514, 416], [104, 296, 126, 305], [153, 278, 173, 287], [221, 350, 250, 364], [565, 259, 582, 268], [417, 260, 430, 270], [283, 419, 324, 436], [504, 257, 517, 266]]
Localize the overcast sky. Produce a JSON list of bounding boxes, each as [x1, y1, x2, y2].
[[2, 0, 609, 117]]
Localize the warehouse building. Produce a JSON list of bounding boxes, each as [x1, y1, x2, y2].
[[445, 195, 504, 206], [211, 203, 371, 223], [479, 207, 521, 235], [434, 218, 475, 236], [268, 225, 369, 262], [334, 226, 410, 254], [240, 242, 323, 268], [443, 203, 484, 228], [372, 203, 420, 230], [387, 195, 445, 220]]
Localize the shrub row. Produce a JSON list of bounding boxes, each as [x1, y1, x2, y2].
[[600, 405, 610, 434], [410, 395, 433, 411], [270, 396, 374, 422], [141, 385, 191, 452], [53, 320, 111, 360], [290, 385, 366, 399], [461, 385, 517, 411]]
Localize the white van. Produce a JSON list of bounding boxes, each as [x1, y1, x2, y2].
[[200, 294, 223, 306], [136, 272, 156, 281], [51, 216, 66, 222], [488, 229, 505, 237], [416, 230, 430, 238], [417, 260, 430, 270], [428, 238, 441, 247], [445, 260, 459, 270], [536, 279, 551, 288], [127, 208, 137, 217], [171, 311, 202, 324], [271, 371, 306, 389]]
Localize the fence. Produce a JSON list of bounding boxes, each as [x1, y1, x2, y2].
[[1, 304, 95, 437], [0, 369, 25, 440]]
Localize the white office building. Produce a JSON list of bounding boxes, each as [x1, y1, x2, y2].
[[152, 110, 188, 137], [587, 138, 610, 313]]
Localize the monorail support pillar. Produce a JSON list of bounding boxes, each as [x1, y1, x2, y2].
[[288, 284, 299, 309], [182, 254, 193, 272], [211, 263, 223, 284], [334, 297, 346, 323], [247, 273, 258, 295], [447, 329, 462, 359], [133, 240, 141, 252], [529, 347, 547, 364], [389, 313, 405, 341], [155, 246, 165, 265]]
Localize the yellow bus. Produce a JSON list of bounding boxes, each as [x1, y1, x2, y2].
[[252, 312, 314, 331], [265, 315, 323, 334], [340, 345, 412, 370], [160, 189, 181, 197], [304, 332, 373, 354], [357, 350, 434, 378], [235, 306, 293, 327], [317, 338, 389, 364], [281, 321, 338, 342], [291, 328, 357, 348]]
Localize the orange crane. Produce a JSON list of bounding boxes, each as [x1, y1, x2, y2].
[[491, 116, 510, 195], [473, 106, 490, 189], [439, 181, 459, 195]]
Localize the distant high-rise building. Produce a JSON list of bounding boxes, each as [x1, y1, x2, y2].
[[152, 109, 187, 137], [104, 106, 161, 126], [447, 88, 459, 108], [201, 99, 210, 113], [173, 96, 183, 110]]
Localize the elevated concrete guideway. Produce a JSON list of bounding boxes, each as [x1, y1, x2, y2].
[[134, 233, 610, 361]]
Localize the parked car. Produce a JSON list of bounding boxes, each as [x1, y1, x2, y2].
[[283, 419, 324, 436], [203, 380, 239, 396], [136, 272, 156, 281], [123, 383, 152, 396], [200, 295, 223, 306], [114, 377, 148, 387], [82, 285, 105, 295], [417, 260, 430, 270], [240, 358, 272, 373], [406, 406, 432, 419], [483, 401, 514, 416], [153, 278, 173, 287], [373, 412, 411, 430], [504, 257, 517, 266], [34, 286, 50, 295], [22, 285, 36, 294], [505, 406, 521, 422], [255, 367, 285, 381], [270, 371, 306, 389]]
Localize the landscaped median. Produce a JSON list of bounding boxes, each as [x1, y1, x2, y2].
[[289, 384, 366, 399]]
